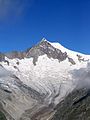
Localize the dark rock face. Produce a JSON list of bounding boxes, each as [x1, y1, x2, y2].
[[26, 40, 68, 65], [5, 51, 26, 59], [77, 54, 89, 62], [68, 57, 76, 65], [52, 88, 90, 120], [0, 102, 13, 120], [0, 111, 7, 120], [0, 53, 5, 62]]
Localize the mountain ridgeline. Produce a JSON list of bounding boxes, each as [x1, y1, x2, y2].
[[0, 39, 90, 120]]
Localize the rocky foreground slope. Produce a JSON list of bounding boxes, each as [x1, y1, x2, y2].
[[0, 39, 90, 120], [52, 88, 90, 120]]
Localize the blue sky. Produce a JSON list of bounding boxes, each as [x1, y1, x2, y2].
[[0, 0, 90, 54]]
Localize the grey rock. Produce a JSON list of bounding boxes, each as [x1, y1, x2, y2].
[[68, 57, 76, 65], [26, 40, 68, 65], [0, 52, 5, 62], [52, 88, 90, 120], [5, 51, 26, 59]]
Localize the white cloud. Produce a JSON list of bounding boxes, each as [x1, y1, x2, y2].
[[0, 0, 33, 19]]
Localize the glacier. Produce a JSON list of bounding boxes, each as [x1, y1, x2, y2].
[[0, 39, 90, 120]]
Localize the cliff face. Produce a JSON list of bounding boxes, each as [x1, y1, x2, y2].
[[52, 88, 90, 120], [0, 111, 6, 120]]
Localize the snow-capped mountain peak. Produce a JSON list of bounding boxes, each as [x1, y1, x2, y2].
[[45, 39, 90, 63], [0, 39, 90, 120]]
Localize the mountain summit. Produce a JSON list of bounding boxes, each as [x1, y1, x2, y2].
[[0, 39, 90, 120]]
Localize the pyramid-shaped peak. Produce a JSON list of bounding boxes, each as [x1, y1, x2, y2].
[[40, 38, 65, 48], [41, 38, 48, 42], [39, 38, 50, 45]]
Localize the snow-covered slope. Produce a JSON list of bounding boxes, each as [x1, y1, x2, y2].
[[0, 39, 90, 120], [51, 41, 90, 61]]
